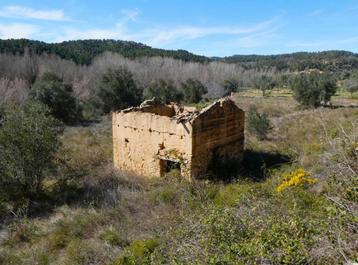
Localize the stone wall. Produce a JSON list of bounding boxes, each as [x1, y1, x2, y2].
[[112, 111, 193, 178], [191, 100, 245, 178]]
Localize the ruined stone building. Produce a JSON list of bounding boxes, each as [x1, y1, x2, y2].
[[112, 98, 245, 180]]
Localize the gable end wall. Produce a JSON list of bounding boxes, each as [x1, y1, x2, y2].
[[191, 101, 244, 178]]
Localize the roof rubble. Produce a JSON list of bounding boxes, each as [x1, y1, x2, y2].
[[120, 97, 236, 123]]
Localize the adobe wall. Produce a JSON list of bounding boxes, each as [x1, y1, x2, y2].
[[191, 100, 244, 178], [112, 111, 193, 178]]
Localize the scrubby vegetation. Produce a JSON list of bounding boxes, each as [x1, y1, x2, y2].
[[290, 72, 337, 108], [0, 101, 63, 204], [30, 73, 82, 124], [222, 50, 358, 73], [143, 79, 183, 104], [254, 75, 276, 96], [92, 67, 143, 114], [222, 77, 241, 96], [0, 92, 356, 264], [246, 106, 272, 140], [180, 78, 208, 104], [345, 71, 358, 96], [2, 40, 358, 106]]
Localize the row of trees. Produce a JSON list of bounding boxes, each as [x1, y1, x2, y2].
[[17, 67, 344, 127], [253, 72, 338, 108], [0, 51, 281, 103], [222, 50, 358, 74], [2, 39, 358, 75], [90, 68, 209, 115], [0, 43, 357, 106], [0, 48, 354, 126], [25, 67, 210, 124]]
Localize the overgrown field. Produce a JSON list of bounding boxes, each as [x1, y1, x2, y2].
[[0, 95, 357, 265]]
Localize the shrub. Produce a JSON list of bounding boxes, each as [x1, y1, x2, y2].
[[344, 78, 358, 95], [201, 207, 250, 263], [212, 184, 249, 207], [143, 79, 182, 104], [150, 184, 178, 205], [114, 238, 159, 265], [222, 77, 240, 96], [93, 67, 142, 114], [100, 227, 129, 247], [30, 72, 82, 124], [290, 72, 337, 108], [0, 101, 63, 201], [254, 75, 276, 96], [180, 78, 207, 103], [276, 168, 318, 192], [247, 106, 272, 140], [3, 221, 40, 246], [63, 239, 97, 265], [48, 211, 100, 250]]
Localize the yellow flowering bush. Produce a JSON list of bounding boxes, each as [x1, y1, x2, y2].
[[276, 168, 318, 192]]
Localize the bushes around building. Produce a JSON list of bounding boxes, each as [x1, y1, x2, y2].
[[93, 67, 143, 114], [0, 101, 63, 204], [30, 72, 82, 124], [246, 106, 272, 140], [143, 79, 182, 104], [290, 72, 337, 108]]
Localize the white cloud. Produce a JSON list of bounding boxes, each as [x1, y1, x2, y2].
[[0, 23, 39, 39], [0, 5, 68, 21], [0, 5, 280, 52], [231, 29, 279, 48], [120, 9, 140, 22], [141, 18, 278, 46], [54, 17, 279, 48]]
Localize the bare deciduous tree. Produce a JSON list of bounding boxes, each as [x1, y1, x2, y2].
[[0, 51, 285, 103]]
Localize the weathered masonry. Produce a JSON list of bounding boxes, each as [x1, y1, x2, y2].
[[112, 98, 245, 180]]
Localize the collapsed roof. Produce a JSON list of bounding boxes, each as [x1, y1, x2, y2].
[[120, 97, 240, 123]]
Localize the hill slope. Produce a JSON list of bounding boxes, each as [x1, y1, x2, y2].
[[2, 39, 358, 73], [221, 50, 358, 72], [0, 39, 209, 65]]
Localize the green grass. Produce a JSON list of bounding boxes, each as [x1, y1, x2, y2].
[[0, 94, 357, 264], [237, 88, 293, 97]]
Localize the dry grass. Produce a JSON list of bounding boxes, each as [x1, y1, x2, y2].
[[234, 94, 298, 118]]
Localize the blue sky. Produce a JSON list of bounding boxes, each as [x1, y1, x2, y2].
[[0, 0, 358, 56]]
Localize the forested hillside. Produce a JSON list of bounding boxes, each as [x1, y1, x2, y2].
[[2, 39, 358, 74], [0, 39, 209, 65], [222, 51, 358, 73]]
